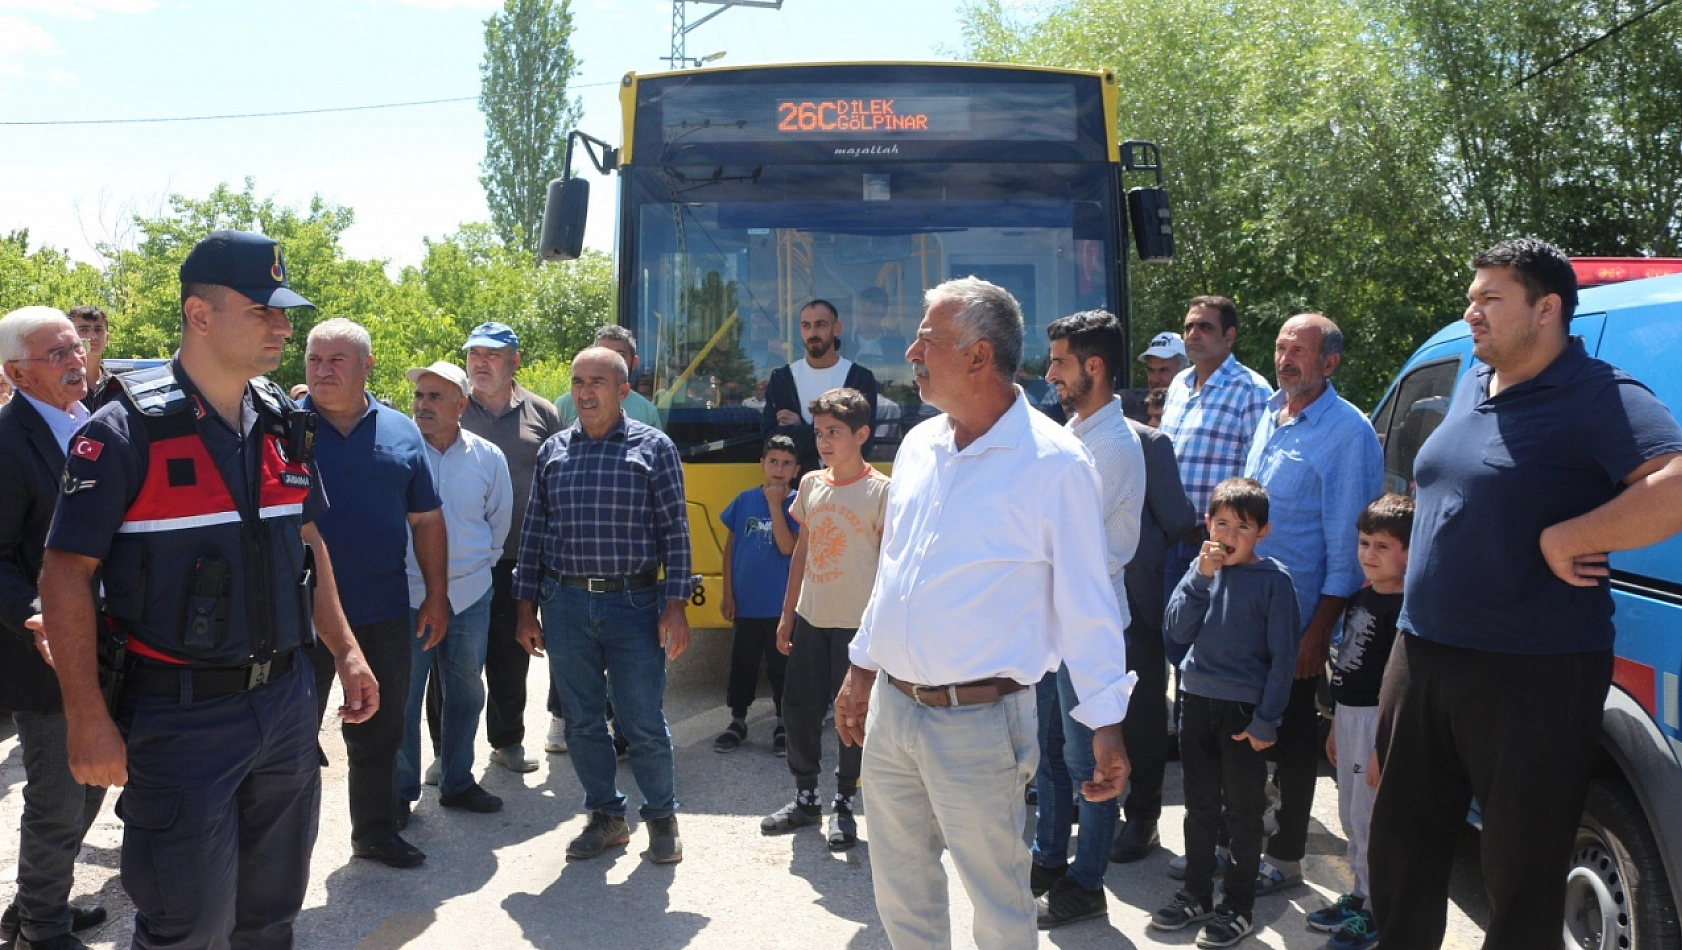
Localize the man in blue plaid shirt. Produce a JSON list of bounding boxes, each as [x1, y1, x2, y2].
[[1158, 296, 1272, 647], [514, 346, 696, 865]]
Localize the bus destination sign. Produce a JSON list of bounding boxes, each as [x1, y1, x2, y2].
[[775, 97, 971, 135]]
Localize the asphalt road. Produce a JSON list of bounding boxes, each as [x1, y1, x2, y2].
[[0, 633, 1492, 949]]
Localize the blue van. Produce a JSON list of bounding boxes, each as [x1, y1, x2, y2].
[[1371, 272, 1682, 950]]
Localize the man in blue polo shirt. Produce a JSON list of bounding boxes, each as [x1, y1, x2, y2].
[[303, 317, 449, 870], [1370, 238, 1682, 949]]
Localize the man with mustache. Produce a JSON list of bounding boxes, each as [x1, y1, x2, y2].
[[1241, 313, 1382, 899], [0, 306, 106, 950], [762, 299, 878, 473]]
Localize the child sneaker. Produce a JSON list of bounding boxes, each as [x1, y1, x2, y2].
[[1197, 905, 1253, 948], [1306, 893, 1364, 933], [1149, 890, 1214, 931], [1327, 910, 1379, 950]]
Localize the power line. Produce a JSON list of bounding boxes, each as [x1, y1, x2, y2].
[[1515, 0, 1679, 86], [0, 82, 620, 127]]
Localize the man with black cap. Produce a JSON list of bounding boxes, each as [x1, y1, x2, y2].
[[38, 230, 378, 950]]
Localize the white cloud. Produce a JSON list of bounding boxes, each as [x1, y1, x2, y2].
[[0, 0, 159, 18], [0, 16, 56, 75], [48, 67, 75, 83]]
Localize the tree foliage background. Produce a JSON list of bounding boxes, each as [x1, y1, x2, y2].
[[963, 0, 1682, 405], [479, 0, 584, 252]]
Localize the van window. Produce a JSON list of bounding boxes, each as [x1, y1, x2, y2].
[[1377, 358, 1460, 496]]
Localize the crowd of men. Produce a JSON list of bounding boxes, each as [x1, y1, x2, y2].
[[3, 229, 1682, 950]]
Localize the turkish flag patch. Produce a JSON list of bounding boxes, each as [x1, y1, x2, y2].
[[70, 436, 104, 462]]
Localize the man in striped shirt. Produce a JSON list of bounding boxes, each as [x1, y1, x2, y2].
[[513, 346, 695, 865]]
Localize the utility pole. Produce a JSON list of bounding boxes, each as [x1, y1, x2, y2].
[[663, 0, 784, 70]]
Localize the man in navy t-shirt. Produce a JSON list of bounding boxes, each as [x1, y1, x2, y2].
[[1370, 238, 1682, 950], [303, 318, 448, 870]]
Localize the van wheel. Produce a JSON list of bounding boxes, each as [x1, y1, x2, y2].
[[1567, 778, 1681, 950]]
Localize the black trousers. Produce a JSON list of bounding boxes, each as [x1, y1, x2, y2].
[[1121, 613, 1168, 824], [1371, 634, 1611, 950], [726, 616, 787, 719], [310, 615, 412, 846], [783, 616, 860, 794], [1265, 675, 1324, 863], [1179, 694, 1268, 914], [482, 561, 530, 750]]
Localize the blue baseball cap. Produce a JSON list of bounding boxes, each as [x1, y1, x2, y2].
[[179, 230, 313, 309], [462, 321, 519, 351]]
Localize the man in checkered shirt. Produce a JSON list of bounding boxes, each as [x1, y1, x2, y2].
[[514, 346, 695, 866], [1158, 295, 1273, 631]]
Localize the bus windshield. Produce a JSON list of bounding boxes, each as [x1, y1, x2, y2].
[[629, 161, 1120, 461]]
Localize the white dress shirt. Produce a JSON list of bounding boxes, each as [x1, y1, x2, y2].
[[849, 389, 1137, 729], [19, 389, 89, 453], [406, 427, 513, 613], [1069, 395, 1146, 617]]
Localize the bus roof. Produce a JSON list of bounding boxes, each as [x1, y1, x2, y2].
[[622, 61, 1111, 84]]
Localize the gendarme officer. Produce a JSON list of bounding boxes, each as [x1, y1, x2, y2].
[[39, 230, 377, 950]]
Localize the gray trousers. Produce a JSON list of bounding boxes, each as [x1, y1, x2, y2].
[[12, 710, 106, 942]]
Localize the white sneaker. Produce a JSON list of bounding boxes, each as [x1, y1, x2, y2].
[[545, 716, 568, 754], [423, 759, 441, 786]]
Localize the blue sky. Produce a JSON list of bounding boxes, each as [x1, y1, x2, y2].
[[0, 0, 1034, 267]]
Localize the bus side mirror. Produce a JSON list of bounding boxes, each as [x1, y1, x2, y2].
[[539, 177, 590, 262], [1128, 187, 1174, 262]]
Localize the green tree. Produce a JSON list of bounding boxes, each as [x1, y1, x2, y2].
[[479, 0, 584, 252], [0, 230, 108, 316]]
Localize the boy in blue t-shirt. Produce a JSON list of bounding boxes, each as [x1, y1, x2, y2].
[[714, 435, 801, 754]]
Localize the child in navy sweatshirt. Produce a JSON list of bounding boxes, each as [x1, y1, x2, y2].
[[1150, 477, 1301, 949]]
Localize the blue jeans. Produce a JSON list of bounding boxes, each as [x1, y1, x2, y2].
[[398, 587, 492, 800], [541, 578, 677, 820], [1031, 665, 1120, 891]]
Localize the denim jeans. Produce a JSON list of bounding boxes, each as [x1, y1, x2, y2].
[[1031, 665, 1121, 891], [398, 587, 493, 800], [541, 578, 677, 820]]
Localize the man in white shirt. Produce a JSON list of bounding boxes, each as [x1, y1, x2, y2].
[[834, 278, 1135, 950], [1030, 310, 1147, 928], [761, 300, 878, 472], [396, 361, 513, 821]]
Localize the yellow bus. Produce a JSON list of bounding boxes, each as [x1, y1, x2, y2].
[[542, 61, 1172, 627]]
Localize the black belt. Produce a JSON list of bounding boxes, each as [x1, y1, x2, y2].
[[545, 568, 658, 593], [127, 650, 297, 697]]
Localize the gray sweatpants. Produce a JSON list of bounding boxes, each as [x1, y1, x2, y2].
[[1334, 703, 1380, 899]]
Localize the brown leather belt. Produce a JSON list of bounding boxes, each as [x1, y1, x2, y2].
[[886, 674, 1027, 708]]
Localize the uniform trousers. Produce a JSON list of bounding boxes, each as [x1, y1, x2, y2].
[[116, 654, 319, 950], [863, 676, 1038, 950], [1371, 634, 1611, 950], [11, 710, 105, 943]]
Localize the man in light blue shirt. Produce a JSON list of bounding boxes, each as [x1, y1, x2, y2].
[[397, 361, 513, 819], [1243, 313, 1382, 894]]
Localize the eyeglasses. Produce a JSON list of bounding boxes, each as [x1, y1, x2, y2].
[[12, 341, 87, 367]]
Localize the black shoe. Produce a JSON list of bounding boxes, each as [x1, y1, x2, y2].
[[713, 720, 747, 753], [1110, 819, 1160, 863], [567, 810, 631, 860], [1029, 860, 1067, 897], [761, 800, 821, 835], [394, 800, 411, 831], [1149, 890, 1214, 931], [826, 801, 858, 851], [16, 933, 93, 950], [352, 833, 426, 869], [440, 783, 503, 813], [1036, 876, 1107, 929], [646, 814, 683, 864], [1196, 905, 1253, 948], [1, 904, 107, 941]]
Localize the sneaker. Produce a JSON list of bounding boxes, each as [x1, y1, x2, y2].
[[566, 810, 630, 860], [761, 800, 821, 835], [1254, 859, 1304, 896], [439, 782, 503, 813], [1196, 906, 1254, 948], [422, 759, 441, 786], [1307, 893, 1365, 933], [1148, 890, 1214, 931], [1167, 850, 1227, 881], [490, 744, 539, 773], [1035, 876, 1107, 929], [646, 815, 683, 864], [826, 802, 859, 851], [713, 720, 747, 753], [1030, 860, 1067, 897], [545, 716, 568, 754], [1327, 910, 1379, 950], [771, 722, 788, 757]]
